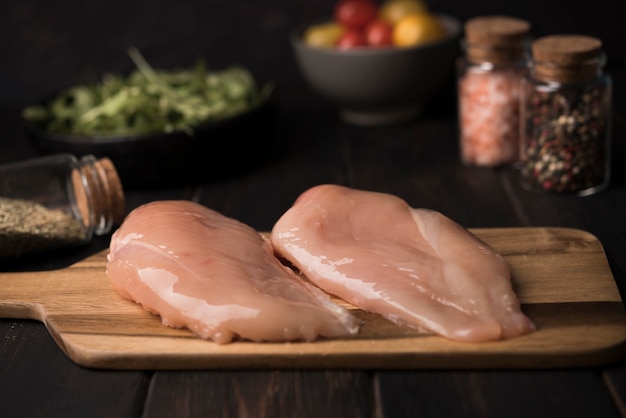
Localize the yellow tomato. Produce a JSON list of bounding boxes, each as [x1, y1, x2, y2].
[[303, 22, 345, 47], [392, 12, 445, 47], [379, 0, 427, 25]]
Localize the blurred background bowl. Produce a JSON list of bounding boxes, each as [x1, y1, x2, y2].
[[22, 89, 278, 190], [290, 14, 461, 126]]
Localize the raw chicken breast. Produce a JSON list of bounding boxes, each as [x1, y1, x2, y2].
[[271, 185, 536, 342], [106, 200, 359, 344]]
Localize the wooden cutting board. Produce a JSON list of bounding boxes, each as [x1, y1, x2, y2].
[[1, 227, 625, 370]]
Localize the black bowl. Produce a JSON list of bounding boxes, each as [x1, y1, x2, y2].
[[23, 91, 279, 189]]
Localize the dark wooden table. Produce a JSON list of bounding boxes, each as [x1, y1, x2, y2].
[[2, 1, 626, 417]]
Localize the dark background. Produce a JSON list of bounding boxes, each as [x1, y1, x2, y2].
[[0, 0, 623, 110]]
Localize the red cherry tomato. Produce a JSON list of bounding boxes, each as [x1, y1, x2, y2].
[[365, 20, 394, 47], [334, 0, 378, 30], [336, 29, 367, 49]]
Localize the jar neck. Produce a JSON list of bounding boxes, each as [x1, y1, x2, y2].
[[462, 39, 529, 66], [71, 155, 125, 236]]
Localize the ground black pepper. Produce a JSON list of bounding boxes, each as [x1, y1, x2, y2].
[[0, 197, 87, 258]]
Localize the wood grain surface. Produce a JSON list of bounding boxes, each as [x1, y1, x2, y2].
[[1, 227, 625, 370]]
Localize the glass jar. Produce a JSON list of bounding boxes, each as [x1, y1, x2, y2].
[[0, 153, 126, 259], [519, 35, 612, 195], [457, 15, 531, 167]]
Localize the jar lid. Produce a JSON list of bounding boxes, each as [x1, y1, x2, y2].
[[532, 35, 604, 83], [72, 156, 126, 235], [93, 157, 126, 226], [465, 15, 531, 47], [464, 15, 531, 64], [532, 35, 602, 65]]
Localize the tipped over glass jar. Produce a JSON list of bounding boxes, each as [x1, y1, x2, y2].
[[0, 153, 126, 259], [519, 35, 612, 196]]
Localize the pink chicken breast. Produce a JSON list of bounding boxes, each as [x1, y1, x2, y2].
[[270, 184, 536, 343], [106, 200, 359, 344]]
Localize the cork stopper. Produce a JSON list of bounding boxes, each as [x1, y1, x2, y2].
[[464, 15, 531, 64], [72, 156, 126, 235], [532, 35, 604, 83], [92, 158, 126, 227]]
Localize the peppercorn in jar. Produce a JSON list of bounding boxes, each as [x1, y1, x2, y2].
[[519, 35, 612, 195]]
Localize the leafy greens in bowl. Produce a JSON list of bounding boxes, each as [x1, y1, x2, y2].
[[22, 48, 278, 189], [23, 48, 273, 136]]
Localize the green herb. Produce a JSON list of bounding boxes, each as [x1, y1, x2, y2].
[[22, 47, 273, 136]]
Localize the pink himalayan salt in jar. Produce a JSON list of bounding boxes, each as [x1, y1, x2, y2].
[[457, 15, 531, 167]]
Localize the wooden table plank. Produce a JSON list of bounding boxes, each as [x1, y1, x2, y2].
[[604, 361, 626, 418], [375, 369, 622, 418], [0, 319, 149, 418], [143, 370, 371, 418]]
